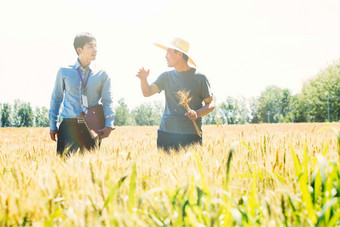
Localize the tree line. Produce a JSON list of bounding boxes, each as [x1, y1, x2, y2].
[[204, 59, 339, 124], [1, 60, 339, 127], [0, 100, 49, 127], [0, 99, 163, 128]]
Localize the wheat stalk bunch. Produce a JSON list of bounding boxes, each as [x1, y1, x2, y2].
[[177, 90, 202, 137]]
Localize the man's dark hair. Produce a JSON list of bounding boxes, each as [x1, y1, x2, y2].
[[174, 50, 189, 62], [73, 32, 96, 55]]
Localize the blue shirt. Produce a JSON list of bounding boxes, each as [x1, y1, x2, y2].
[[153, 68, 213, 134], [49, 60, 114, 130]]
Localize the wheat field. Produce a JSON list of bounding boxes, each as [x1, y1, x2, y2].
[[0, 123, 339, 226]]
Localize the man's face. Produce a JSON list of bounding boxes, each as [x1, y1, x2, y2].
[[165, 48, 182, 67], [77, 40, 97, 61]]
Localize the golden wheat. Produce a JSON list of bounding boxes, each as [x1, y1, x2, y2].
[[0, 123, 339, 226]]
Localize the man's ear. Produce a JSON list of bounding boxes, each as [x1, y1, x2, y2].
[[76, 47, 82, 55]]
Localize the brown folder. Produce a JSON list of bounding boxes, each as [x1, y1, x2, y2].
[[82, 104, 105, 139]]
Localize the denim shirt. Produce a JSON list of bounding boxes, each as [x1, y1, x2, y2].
[[49, 60, 114, 130]]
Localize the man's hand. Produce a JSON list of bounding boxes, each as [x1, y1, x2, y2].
[[98, 127, 115, 139], [136, 67, 150, 80], [185, 110, 198, 120], [135, 67, 159, 97], [50, 130, 58, 141]]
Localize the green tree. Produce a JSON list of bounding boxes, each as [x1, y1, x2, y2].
[[1, 103, 12, 127], [114, 98, 128, 126], [249, 97, 258, 123], [12, 99, 21, 126], [237, 96, 251, 124], [252, 86, 294, 123], [297, 60, 340, 122], [220, 97, 239, 124], [13, 100, 34, 127], [114, 98, 135, 126], [133, 103, 161, 126], [34, 106, 49, 127], [219, 96, 251, 124]]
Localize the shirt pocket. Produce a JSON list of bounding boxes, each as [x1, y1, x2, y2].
[[86, 75, 102, 96]]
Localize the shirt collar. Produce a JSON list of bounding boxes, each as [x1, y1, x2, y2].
[[175, 67, 196, 76], [74, 59, 95, 71]]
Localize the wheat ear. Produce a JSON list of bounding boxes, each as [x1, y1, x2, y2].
[[177, 90, 202, 137]]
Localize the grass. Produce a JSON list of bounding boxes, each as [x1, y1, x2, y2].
[[0, 123, 339, 226]]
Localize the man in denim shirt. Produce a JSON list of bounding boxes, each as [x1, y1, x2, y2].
[[136, 37, 214, 151], [49, 32, 115, 155]]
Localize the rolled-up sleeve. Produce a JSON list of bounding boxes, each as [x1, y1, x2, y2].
[[101, 72, 115, 128], [49, 68, 64, 130]]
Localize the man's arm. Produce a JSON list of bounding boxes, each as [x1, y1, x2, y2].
[[99, 72, 115, 139], [136, 67, 160, 97], [49, 68, 65, 141], [185, 96, 215, 120]]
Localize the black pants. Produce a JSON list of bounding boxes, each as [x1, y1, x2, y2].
[[157, 130, 202, 151], [57, 119, 99, 155]]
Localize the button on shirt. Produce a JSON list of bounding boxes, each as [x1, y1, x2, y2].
[[49, 60, 114, 130]]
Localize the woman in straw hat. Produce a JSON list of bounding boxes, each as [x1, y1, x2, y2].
[[136, 37, 215, 151]]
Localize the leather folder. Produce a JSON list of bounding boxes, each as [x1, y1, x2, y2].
[[82, 104, 105, 139]]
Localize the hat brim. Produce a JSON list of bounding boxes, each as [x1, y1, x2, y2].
[[154, 43, 197, 67]]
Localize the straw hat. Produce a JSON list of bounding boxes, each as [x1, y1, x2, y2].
[[154, 37, 197, 67]]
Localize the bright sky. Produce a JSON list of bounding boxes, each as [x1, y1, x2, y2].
[[1, 0, 340, 109]]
